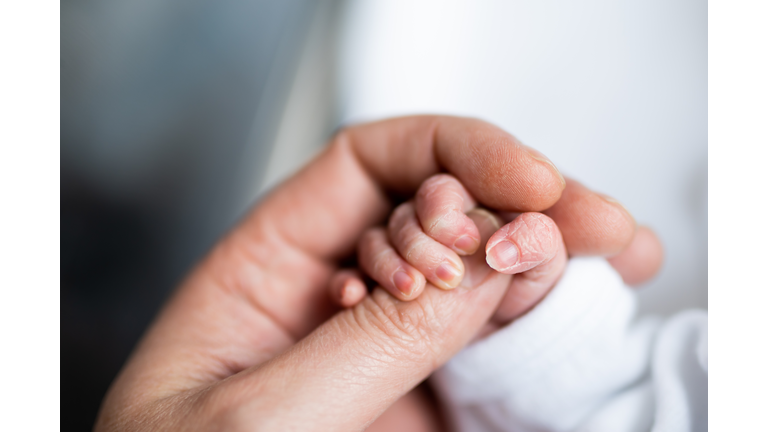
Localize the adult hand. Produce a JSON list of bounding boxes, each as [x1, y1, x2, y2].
[[95, 116, 661, 431]]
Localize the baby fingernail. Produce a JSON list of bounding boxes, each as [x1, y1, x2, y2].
[[486, 240, 519, 271], [436, 262, 463, 288], [454, 235, 479, 254], [393, 271, 415, 296], [525, 146, 566, 189]]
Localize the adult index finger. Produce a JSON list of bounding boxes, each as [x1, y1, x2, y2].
[[543, 178, 637, 257]]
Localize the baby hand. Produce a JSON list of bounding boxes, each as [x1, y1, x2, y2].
[[329, 173, 567, 325]]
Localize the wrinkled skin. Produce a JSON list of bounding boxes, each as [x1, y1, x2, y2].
[[95, 116, 662, 432]]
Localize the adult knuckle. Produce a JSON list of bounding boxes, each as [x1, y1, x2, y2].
[[349, 291, 438, 363]]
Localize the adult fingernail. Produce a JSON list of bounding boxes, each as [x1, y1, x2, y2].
[[599, 195, 637, 227], [393, 271, 415, 296], [486, 240, 519, 271], [436, 262, 463, 289], [525, 146, 566, 189], [454, 235, 479, 255]]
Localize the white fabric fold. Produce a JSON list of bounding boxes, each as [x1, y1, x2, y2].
[[431, 258, 707, 432]]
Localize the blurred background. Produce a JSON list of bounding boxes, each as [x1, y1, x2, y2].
[[61, 0, 706, 429]]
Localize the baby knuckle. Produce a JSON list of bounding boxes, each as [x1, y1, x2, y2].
[[416, 175, 456, 207], [403, 237, 442, 267], [419, 174, 456, 194], [422, 209, 460, 238]]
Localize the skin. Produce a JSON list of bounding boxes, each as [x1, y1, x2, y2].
[[343, 174, 569, 320], [95, 116, 662, 431], [336, 173, 661, 326]]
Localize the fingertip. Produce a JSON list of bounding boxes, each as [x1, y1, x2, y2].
[[393, 268, 427, 300], [546, 179, 636, 257], [435, 260, 464, 290], [330, 270, 366, 307], [522, 145, 567, 192], [434, 121, 564, 212], [453, 233, 480, 255], [608, 226, 664, 286], [597, 196, 637, 257], [598, 193, 637, 246], [339, 277, 367, 308], [393, 270, 416, 296], [447, 205, 482, 256]]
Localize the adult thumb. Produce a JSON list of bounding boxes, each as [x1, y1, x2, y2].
[[203, 210, 509, 431]]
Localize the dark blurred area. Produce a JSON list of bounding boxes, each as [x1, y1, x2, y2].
[[61, 1, 339, 429]]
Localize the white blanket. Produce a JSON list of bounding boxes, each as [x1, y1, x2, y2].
[[432, 258, 707, 432]]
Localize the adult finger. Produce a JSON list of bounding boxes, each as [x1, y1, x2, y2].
[[214, 116, 567, 340], [542, 179, 665, 283], [415, 174, 480, 255], [96, 116, 568, 429], [543, 178, 636, 257], [365, 384, 444, 432], [96, 116, 634, 431], [258, 116, 566, 267], [194, 210, 512, 431], [607, 226, 664, 286]]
